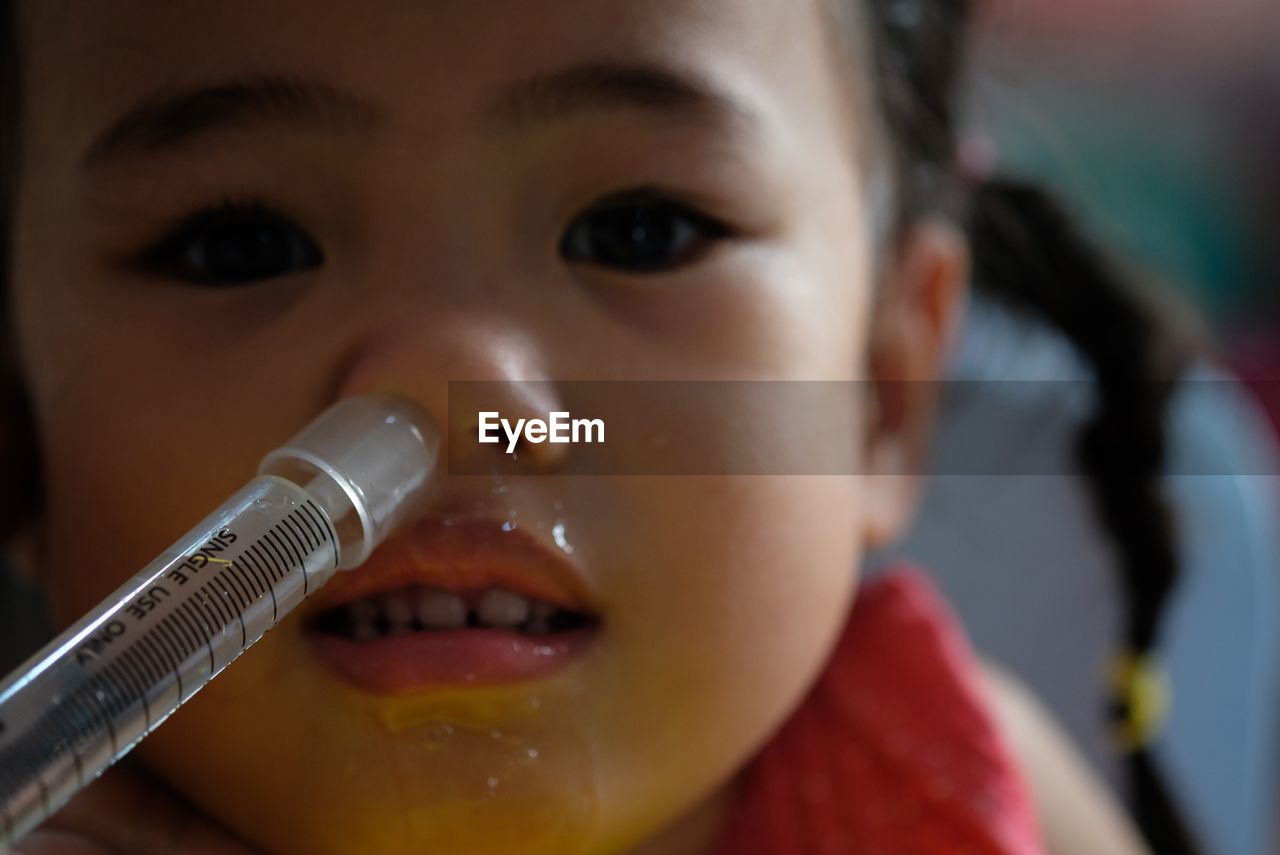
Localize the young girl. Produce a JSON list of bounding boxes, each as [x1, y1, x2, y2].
[[1, 0, 1168, 852]]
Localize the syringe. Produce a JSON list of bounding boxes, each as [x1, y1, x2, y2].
[[0, 395, 440, 846]]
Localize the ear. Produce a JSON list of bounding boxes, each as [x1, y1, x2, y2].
[[861, 219, 968, 549]]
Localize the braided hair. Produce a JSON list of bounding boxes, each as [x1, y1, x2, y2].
[[858, 0, 1198, 851]]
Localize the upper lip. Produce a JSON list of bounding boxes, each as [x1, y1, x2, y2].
[[304, 516, 600, 617]]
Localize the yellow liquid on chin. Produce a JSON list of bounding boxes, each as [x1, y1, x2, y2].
[[365, 683, 549, 736], [142, 645, 607, 854], [317, 678, 605, 854]]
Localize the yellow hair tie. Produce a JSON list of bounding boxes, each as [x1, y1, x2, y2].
[[1109, 651, 1169, 752]]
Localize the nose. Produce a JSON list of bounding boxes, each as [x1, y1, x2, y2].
[[333, 311, 569, 475]]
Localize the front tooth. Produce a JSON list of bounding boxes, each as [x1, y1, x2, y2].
[[350, 601, 378, 641], [382, 592, 413, 634], [416, 589, 467, 629], [477, 588, 531, 628]]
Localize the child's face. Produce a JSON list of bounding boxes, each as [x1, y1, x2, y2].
[[10, 0, 949, 851]]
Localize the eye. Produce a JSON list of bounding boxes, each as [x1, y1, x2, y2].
[[138, 201, 323, 286], [560, 190, 731, 274]]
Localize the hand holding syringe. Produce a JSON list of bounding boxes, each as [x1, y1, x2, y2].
[[0, 396, 440, 846]]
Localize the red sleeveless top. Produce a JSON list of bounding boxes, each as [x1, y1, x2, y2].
[[713, 567, 1044, 854]]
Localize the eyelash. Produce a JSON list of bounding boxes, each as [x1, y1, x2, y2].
[[559, 187, 736, 274], [134, 197, 324, 286], [133, 187, 736, 287]]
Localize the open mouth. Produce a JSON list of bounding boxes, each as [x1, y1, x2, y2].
[[302, 516, 602, 692], [308, 585, 599, 640]]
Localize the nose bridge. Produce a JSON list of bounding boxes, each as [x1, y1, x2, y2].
[[378, 187, 508, 308], [326, 144, 573, 468]]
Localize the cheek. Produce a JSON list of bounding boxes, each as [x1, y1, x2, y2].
[[657, 476, 861, 705], [32, 368, 307, 625], [11, 270, 339, 625], [586, 475, 862, 847]]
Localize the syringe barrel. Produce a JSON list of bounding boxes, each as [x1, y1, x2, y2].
[[0, 396, 438, 845]]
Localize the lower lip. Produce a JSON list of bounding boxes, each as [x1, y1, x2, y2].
[[306, 627, 599, 693]]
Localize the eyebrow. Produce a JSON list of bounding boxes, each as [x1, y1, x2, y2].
[[81, 76, 382, 168], [486, 61, 758, 132], [83, 62, 756, 169]]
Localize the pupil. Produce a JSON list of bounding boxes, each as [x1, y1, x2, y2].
[[205, 222, 291, 282], [604, 208, 675, 266]]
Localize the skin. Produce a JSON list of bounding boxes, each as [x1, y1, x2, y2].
[[10, 0, 966, 852], [983, 665, 1150, 855]]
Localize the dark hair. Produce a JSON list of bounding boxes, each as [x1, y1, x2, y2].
[[860, 0, 1198, 851], [0, 2, 13, 226], [0, 0, 1197, 850], [0, 0, 34, 544]]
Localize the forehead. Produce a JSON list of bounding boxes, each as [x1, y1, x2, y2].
[[21, 0, 827, 73], [19, 0, 862, 161]]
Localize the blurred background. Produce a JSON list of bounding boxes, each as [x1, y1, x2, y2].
[[972, 0, 1280, 400], [911, 2, 1280, 853]]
